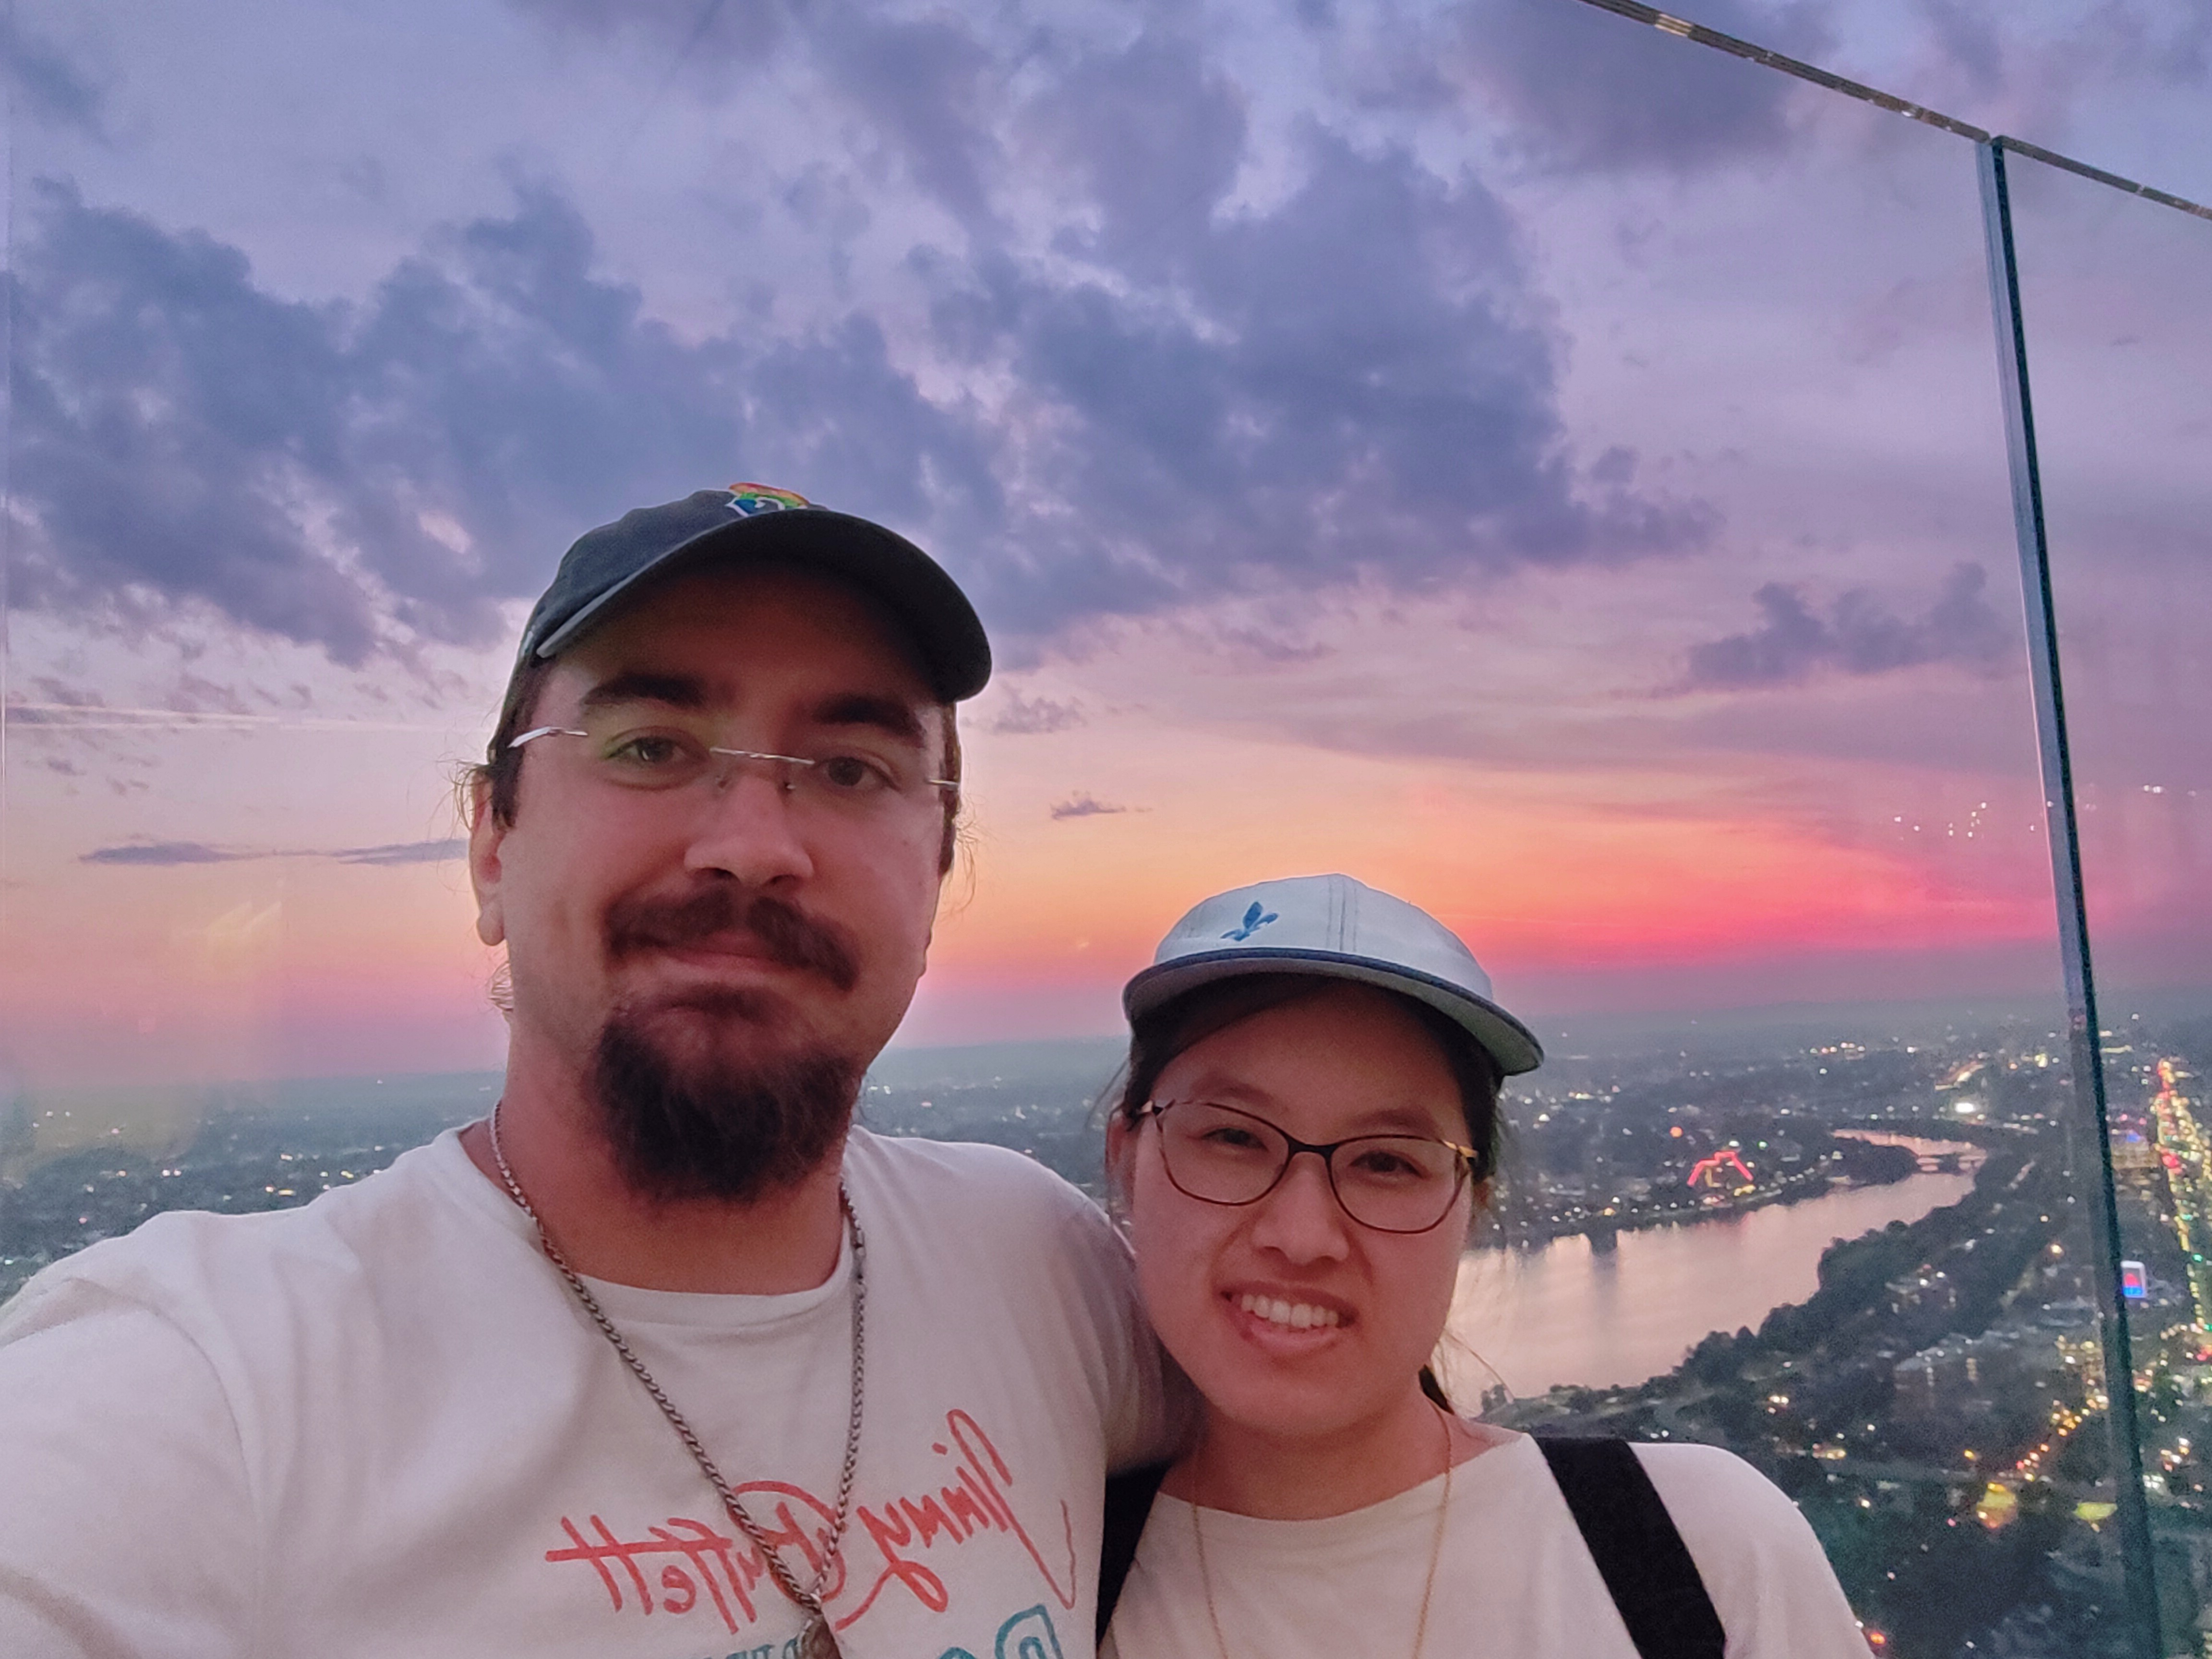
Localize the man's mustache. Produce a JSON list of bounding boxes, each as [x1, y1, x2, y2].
[[604, 889, 861, 993]]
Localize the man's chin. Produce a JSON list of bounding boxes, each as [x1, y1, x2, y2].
[[590, 1003, 863, 1206]]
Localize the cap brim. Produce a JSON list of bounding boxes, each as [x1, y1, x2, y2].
[[534, 507, 991, 702], [1124, 949, 1544, 1076]]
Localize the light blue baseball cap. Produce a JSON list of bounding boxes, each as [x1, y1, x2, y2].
[[1123, 872, 1543, 1076]]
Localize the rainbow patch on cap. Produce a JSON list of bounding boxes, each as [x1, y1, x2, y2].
[[724, 482, 812, 517]]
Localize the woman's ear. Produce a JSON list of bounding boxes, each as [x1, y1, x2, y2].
[[1459, 1176, 1491, 1244]]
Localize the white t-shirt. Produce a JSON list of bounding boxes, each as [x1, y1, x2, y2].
[[1102, 1433, 1869, 1659], [0, 1126, 1166, 1659]]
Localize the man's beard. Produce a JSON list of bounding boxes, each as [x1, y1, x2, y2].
[[590, 889, 866, 1205]]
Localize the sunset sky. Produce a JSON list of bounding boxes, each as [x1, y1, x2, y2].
[[1, 0, 2207, 1094]]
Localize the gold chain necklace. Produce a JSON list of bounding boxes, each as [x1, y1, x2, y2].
[[1190, 1406, 1455, 1659], [486, 1104, 864, 1659]]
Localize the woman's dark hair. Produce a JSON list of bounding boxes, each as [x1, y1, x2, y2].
[[1111, 973, 1503, 1186]]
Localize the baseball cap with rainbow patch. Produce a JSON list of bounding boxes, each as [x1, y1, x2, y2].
[[505, 484, 992, 712]]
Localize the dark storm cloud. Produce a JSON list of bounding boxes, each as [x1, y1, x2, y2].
[[818, 17, 1000, 233], [521, 8, 1712, 610], [1033, 33, 1250, 270], [934, 122, 1712, 634], [921, 30, 1713, 631], [1, 16, 106, 135], [12, 184, 383, 660], [1427, 0, 1833, 173], [8, 179, 985, 662], [16, 18, 1708, 665], [1679, 561, 2015, 690]]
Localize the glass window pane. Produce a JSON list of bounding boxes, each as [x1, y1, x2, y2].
[[2013, 148, 2212, 1656]]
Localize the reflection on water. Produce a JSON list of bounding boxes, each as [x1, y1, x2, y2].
[[1443, 1169, 1978, 1399]]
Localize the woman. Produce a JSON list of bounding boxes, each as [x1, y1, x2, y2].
[[1100, 873, 1869, 1658]]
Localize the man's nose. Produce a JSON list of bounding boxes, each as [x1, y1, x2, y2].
[[682, 766, 816, 887], [1248, 1151, 1353, 1264]]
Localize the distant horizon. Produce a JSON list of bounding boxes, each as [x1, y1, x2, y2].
[[17, 979, 2212, 1108]]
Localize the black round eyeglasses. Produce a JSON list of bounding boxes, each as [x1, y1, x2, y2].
[[1136, 1098, 1476, 1235]]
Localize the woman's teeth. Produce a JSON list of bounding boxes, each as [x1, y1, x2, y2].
[[1238, 1294, 1342, 1330]]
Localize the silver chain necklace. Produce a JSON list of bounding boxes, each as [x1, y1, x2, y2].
[[486, 1103, 866, 1659]]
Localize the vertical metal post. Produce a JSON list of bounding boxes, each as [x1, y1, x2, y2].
[[1977, 137, 2163, 1654]]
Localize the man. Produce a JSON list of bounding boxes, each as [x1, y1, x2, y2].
[[0, 486, 1164, 1658]]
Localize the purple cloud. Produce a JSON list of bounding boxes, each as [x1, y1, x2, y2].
[[1400, 0, 1834, 174], [1679, 562, 2016, 691], [1049, 793, 1130, 821], [9, 180, 988, 664], [989, 692, 1086, 736], [9, 18, 1715, 673], [1, 15, 106, 136], [80, 838, 466, 867], [80, 841, 249, 867]]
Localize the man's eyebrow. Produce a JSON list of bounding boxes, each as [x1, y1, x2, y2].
[[809, 693, 927, 745], [579, 672, 709, 712]]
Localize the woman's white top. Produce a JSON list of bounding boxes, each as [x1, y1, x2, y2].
[[1102, 1431, 1870, 1658]]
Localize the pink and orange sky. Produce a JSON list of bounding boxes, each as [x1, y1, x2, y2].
[[1, 0, 2207, 1094]]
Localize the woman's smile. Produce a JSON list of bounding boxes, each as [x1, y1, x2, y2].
[[1231, 1291, 1347, 1332], [1226, 1286, 1355, 1354]]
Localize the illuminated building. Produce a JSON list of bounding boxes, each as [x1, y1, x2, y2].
[[2147, 1058, 2212, 1342], [1685, 1147, 1755, 1198]]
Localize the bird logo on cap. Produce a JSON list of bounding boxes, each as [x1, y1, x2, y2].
[[724, 483, 812, 516], [1222, 901, 1280, 942]]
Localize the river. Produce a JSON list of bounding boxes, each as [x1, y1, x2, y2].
[[1440, 1167, 1978, 1400]]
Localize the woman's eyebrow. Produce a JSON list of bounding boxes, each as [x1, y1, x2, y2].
[[810, 692, 927, 745], [579, 671, 709, 712], [1174, 1082, 1284, 1118], [1354, 1105, 1456, 1138], [1181, 1088, 1448, 1138]]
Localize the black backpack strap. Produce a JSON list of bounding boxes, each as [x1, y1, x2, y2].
[[1536, 1436, 1727, 1659], [1097, 1460, 1173, 1644]]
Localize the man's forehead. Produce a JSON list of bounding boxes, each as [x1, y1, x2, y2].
[[571, 666, 928, 741], [557, 563, 942, 707]]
